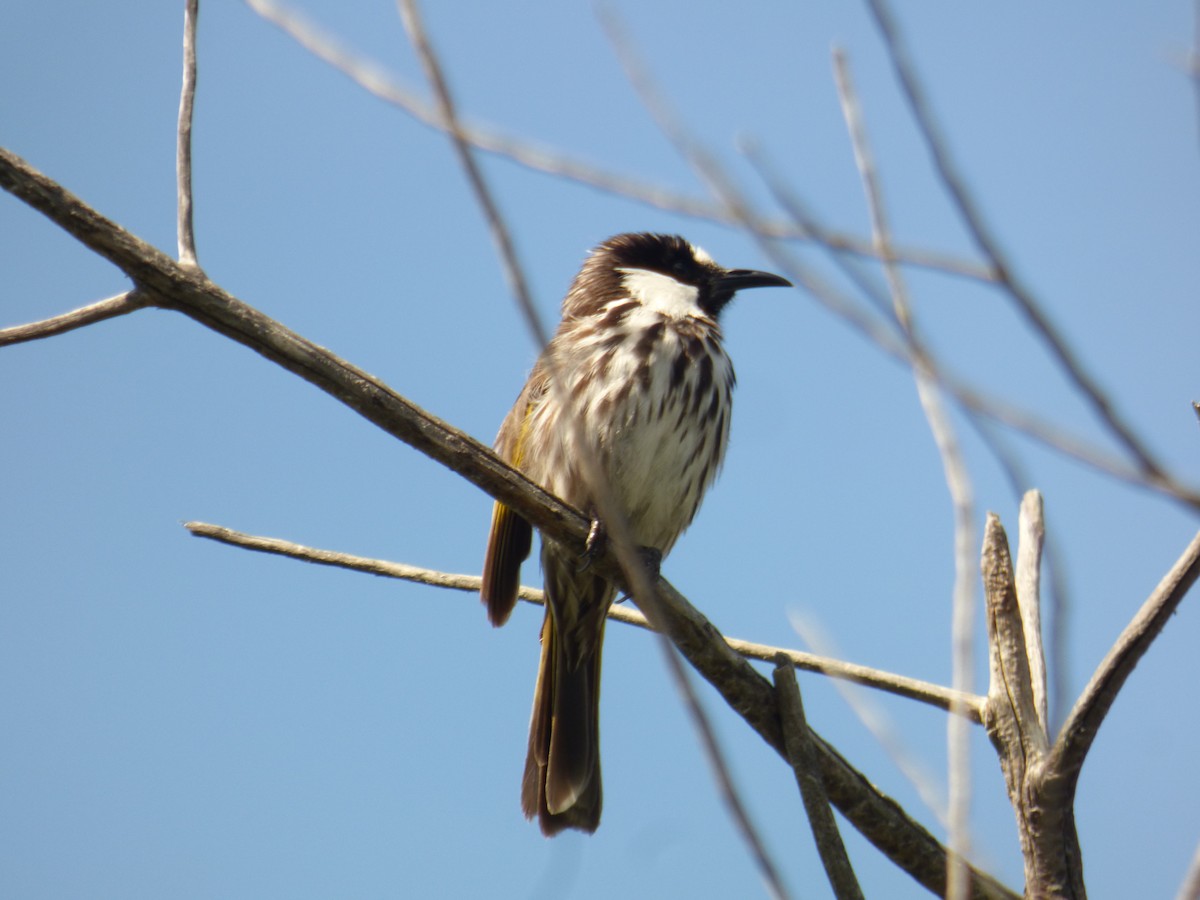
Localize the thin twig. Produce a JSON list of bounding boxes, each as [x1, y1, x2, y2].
[[755, 85, 1076, 739], [739, 138, 903, 323], [177, 0, 200, 266], [833, 47, 977, 897], [183, 520, 986, 719], [0, 291, 149, 347], [773, 657, 864, 900], [957, 417, 1069, 731], [394, 0, 541, 343], [740, 639, 983, 721], [944, 375, 1200, 508], [748, 142, 1200, 509], [668, 653, 792, 900], [789, 611, 950, 830], [244, 0, 991, 282], [863, 0, 1169, 485]]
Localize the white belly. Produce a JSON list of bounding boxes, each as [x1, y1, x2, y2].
[[535, 304, 734, 554]]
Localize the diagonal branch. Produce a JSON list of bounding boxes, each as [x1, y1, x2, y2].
[[245, 0, 992, 282], [863, 0, 1169, 484], [1, 146, 1016, 900], [774, 657, 864, 900], [1049, 526, 1200, 782], [395, 0, 542, 344], [0, 146, 586, 549], [593, 13, 1200, 515], [0, 290, 149, 346]]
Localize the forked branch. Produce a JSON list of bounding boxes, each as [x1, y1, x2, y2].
[[977, 502, 1200, 898], [981, 511, 1082, 898]]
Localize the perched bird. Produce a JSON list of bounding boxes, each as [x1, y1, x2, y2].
[[481, 232, 790, 835]]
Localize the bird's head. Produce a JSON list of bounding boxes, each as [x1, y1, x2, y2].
[[564, 232, 791, 320]]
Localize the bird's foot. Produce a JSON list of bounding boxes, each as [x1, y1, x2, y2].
[[579, 515, 607, 572]]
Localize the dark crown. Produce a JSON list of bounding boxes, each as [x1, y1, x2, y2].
[[561, 232, 790, 320]]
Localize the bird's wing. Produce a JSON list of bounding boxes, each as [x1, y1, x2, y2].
[[480, 368, 546, 626]]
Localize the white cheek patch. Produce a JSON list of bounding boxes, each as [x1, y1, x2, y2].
[[617, 267, 702, 319]]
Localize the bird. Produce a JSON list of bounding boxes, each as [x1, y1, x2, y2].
[[481, 232, 791, 835]]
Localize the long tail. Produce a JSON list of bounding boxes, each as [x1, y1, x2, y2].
[[520, 554, 611, 835]]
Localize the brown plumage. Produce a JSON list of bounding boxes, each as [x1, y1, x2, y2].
[[481, 233, 790, 835]]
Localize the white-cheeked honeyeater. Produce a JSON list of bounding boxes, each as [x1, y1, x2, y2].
[[481, 232, 791, 835]]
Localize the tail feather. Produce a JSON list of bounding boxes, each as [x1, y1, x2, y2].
[[520, 560, 610, 835]]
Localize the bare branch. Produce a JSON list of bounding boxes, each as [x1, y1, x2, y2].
[[746, 134, 1200, 510], [1050, 526, 1200, 780], [833, 46, 977, 897], [653, 579, 1018, 900], [395, 0, 542, 344], [672, 658, 792, 900], [774, 658, 864, 900], [183, 520, 986, 719], [982, 515, 1049, 758], [745, 640, 984, 722], [177, 0, 200, 266], [185, 521, 542, 596], [1015, 490, 1049, 731], [0, 291, 149, 346], [0, 147, 587, 548], [739, 139, 899, 323], [863, 0, 1169, 483], [244, 0, 991, 281], [588, 14, 1200, 517], [945, 376, 1200, 508], [981, 514, 1081, 896], [739, 147, 916, 360], [790, 612, 952, 829]]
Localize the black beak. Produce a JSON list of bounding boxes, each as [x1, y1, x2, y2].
[[717, 268, 793, 292]]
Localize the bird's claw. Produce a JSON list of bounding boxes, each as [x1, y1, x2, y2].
[[579, 513, 662, 588], [579, 516, 607, 572]]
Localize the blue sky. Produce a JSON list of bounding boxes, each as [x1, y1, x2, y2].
[[2, 1, 1197, 897]]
